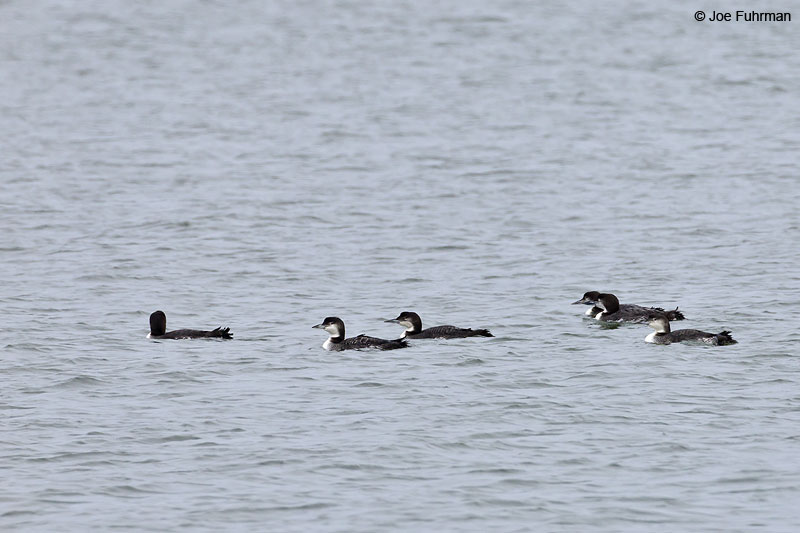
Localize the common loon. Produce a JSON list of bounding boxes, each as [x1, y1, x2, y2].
[[385, 311, 493, 339], [312, 317, 408, 351], [646, 315, 736, 345], [572, 291, 685, 323], [147, 310, 233, 339]]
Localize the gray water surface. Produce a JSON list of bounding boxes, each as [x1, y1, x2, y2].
[[2, 1, 800, 531]]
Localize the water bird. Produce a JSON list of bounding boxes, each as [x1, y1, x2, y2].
[[148, 310, 233, 339], [385, 311, 493, 339], [312, 317, 408, 351], [645, 315, 736, 345], [573, 291, 685, 323]]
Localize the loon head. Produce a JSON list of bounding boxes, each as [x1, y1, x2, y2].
[[150, 310, 167, 336], [313, 316, 345, 339], [573, 291, 601, 305], [385, 311, 422, 333], [596, 293, 620, 314], [648, 315, 671, 334]]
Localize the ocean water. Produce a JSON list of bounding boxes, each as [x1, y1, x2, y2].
[[2, 0, 799, 530]]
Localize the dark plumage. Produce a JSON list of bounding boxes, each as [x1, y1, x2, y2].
[[148, 310, 233, 339], [572, 291, 685, 323], [646, 316, 736, 346], [340, 334, 408, 350], [385, 311, 493, 339], [313, 317, 407, 351]]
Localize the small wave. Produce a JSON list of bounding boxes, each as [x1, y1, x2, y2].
[[52, 376, 105, 388], [2, 510, 37, 518], [153, 435, 201, 443], [0, 404, 34, 410], [106, 484, 163, 495], [258, 502, 334, 512]]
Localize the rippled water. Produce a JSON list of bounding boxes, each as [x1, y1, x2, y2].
[[2, 1, 799, 530]]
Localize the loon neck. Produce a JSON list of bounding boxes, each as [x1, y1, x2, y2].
[[652, 321, 671, 334], [400, 327, 419, 338], [598, 294, 620, 314]]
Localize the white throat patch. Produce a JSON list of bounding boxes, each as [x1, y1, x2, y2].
[[323, 323, 342, 336], [649, 321, 668, 333], [398, 319, 414, 332]]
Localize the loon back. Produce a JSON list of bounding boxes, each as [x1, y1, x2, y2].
[[407, 325, 493, 339], [345, 335, 408, 350], [155, 327, 233, 340], [640, 305, 685, 321], [597, 305, 660, 323], [649, 329, 737, 346], [598, 304, 684, 323]]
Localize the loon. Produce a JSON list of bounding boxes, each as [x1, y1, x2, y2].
[[147, 310, 232, 339], [312, 317, 408, 351], [646, 315, 736, 345], [385, 311, 493, 339], [572, 291, 685, 323]]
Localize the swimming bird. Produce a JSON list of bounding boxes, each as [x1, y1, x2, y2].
[[573, 291, 685, 323], [148, 310, 233, 339], [645, 315, 736, 345], [312, 317, 408, 351], [385, 311, 493, 339]]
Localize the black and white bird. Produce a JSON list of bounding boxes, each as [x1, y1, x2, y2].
[[573, 291, 685, 323], [312, 317, 408, 351], [385, 311, 493, 340], [147, 310, 232, 340], [645, 315, 736, 345]]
